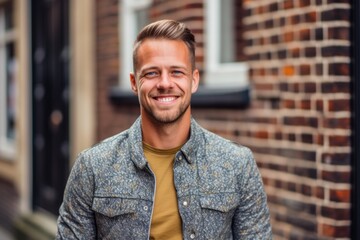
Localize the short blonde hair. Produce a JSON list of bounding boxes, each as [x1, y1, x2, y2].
[[132, 19, 196, 72]]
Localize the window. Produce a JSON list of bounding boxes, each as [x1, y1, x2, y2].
[[0, 1, 17, 159], [112, 0, 250, 107], [119, 0, 151, 90], [204, 0, 249, 89]]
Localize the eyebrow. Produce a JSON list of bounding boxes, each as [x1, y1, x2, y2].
[[139, 65, 188, 73]]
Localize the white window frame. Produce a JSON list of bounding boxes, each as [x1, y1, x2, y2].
[[119, 0, 152, 90], [0, 5, 16, 159], [204, 0, 249, 89], [118, 0, 249, 91]]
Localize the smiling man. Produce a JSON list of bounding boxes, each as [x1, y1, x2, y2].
[[56, 20, 272, 239]]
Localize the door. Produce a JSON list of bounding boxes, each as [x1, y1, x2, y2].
[[31, 0, 70, 215]]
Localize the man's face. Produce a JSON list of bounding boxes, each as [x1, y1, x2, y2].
[[130, 39, 199, 124]]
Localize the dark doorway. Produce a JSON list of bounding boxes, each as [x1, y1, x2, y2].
[[31, 0, 70, 215], [352, 1, 360, 239]]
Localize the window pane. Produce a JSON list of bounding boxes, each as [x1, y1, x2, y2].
[[220, 0, 245, 63], [6, 42, 16, 140], [136, 8, 149, 33], [4, 1, 13, 30], [220, 0, 234, 63]]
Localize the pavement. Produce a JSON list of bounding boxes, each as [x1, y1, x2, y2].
[[0, 226, 13, 240]]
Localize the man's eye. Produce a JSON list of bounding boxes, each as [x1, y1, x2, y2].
[[144, 72, 158, 78], [172, 70, 184, 76]]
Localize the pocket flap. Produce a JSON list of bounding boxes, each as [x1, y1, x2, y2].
[[200, 193, 239, 213], [92, 197, 138, 217]]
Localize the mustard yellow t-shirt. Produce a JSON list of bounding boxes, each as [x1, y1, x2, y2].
[[143, 142, 183, 240]]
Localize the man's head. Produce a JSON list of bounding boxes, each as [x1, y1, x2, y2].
[[130, 20, 199, 126], [133, 19, 196, 73]]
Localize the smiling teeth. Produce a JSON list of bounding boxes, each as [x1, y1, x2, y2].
[[158, 97, 176, 102]]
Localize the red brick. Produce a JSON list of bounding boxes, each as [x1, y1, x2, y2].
[[304, 11, 317, 23], [284, 0, 295, 9], [316, 99, 324, 111], [304, 82, 316, 92], [321, 81, 350, 93], [253, 130, 269, 139], [329, 189, 351, 203], [321, 170, 351, 183], [299, 64, 311, 75], [315, 186, 325, 199], [301, 133, 313, 143], [290, 47, 301, 58], [322, 46, 349, 57], [321, 8, 350, 21], [328, 99, 350, 112], [283, 31, 294, 42], [329, 63, 350, 76], [299, 0, 311, 7], [328, 135, 350, 147], [323, 117, 350, 129], [321, 206, 350, 220], [305, 47, 316, 57], [322, 153, 350, 165], [321, 224, 350, 238], [299, 28, 310, 41], [283, 99, 296, 108], [283, 65, 295, 76], [300, 99, 311, 110], [328, 26, 350, 40]]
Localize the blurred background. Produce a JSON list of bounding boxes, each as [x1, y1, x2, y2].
[[0, 0, 358, 239]]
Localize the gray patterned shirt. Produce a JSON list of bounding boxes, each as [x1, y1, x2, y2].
[[56, 117, 272, 239]]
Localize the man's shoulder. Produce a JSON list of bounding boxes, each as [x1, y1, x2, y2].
[[79, 128, 131, 161], [81, 118, 141, 159], [194, 123, 253, 163], [201, 127, 248, 151]]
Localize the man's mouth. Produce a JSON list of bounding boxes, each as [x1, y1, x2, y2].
[[155, 96, 177, 102]]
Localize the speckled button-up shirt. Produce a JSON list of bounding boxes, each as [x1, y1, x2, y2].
[[56, 117, 272, 239]]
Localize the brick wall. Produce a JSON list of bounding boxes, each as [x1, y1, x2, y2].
[[238, 0, 352, 239], [96, 0, 139, 141], [95, 0, 352, 239], [0, 177, 19, 232]]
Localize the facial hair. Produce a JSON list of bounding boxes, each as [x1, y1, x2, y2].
[[143, 99, 191, 125]]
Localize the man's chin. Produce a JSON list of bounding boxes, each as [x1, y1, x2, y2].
[[151, 108, 189, 125]]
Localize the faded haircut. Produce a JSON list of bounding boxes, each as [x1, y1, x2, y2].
[[132, 19, 196, 73]]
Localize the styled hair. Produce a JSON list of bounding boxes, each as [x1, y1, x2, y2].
[[132, 19, 196, 72]]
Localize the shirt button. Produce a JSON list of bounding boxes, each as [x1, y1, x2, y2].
[[143, 206, 148, 211], [183, 201, 188, 206], [178, 156, 183, 160], [190, 233, 195, 239]]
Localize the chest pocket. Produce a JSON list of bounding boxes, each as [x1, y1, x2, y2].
[[92, 197, 138, 217], [199, 193, 239, 239], [200, 193, 239, 212], [92, 197, 146, 239]]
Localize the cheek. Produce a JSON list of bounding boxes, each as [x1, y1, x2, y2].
[[137, 81, 153, 96]]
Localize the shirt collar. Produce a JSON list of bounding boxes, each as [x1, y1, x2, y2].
[[180, 118, 203, 164], [128, 117, 204, 168]]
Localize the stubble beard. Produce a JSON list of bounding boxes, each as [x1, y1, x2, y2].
[[144, 101, 191, 125]]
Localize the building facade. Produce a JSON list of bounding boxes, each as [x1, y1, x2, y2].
[[0, 0, 357, 239]]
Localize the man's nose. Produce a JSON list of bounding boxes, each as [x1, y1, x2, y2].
[[156, 72, 173, 89]]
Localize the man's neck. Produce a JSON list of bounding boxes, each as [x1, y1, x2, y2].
[[141, 114, 191, 150]]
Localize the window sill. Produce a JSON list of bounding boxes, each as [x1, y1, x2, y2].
[[0, 143, 16, 161], [109, 86, 250, 109]]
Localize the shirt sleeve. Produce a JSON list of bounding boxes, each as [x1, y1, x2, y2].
[[56, 153, 97, 239], [232, 147, 272, 239]]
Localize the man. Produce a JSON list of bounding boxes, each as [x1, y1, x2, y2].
[[56, 19, 272, 239]]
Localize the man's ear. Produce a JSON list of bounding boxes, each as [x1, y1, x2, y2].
[[130, 73, 138, 95], [191, 69, 200, 94]]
